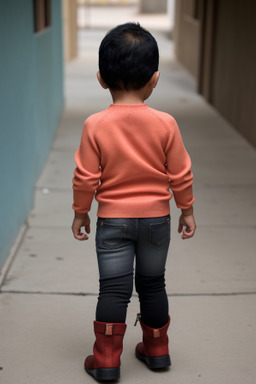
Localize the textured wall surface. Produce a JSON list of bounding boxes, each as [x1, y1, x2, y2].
[[174, 0, 256, 147], [211, 0, 256, 147], [0, 0, 64, 269], [174, 0, 201, 78], [140, 0, 167, 13]]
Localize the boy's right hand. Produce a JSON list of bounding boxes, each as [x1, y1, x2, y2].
[[178, 212, 196, 240], [72, 212, 91, 241]]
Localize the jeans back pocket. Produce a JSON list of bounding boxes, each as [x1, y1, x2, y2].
[[97, 220, 127, 249], [150, 216, 170, 248]]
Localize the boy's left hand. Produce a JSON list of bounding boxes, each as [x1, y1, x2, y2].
[[178, 213, 196, 240], [72, 213, 91, 241]]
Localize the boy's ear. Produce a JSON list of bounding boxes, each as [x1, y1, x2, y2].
[[97, 71, 108, 89], [149, 71, 160, 88]]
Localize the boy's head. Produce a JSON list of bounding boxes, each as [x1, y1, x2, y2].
[[98, 23, 159, 91]]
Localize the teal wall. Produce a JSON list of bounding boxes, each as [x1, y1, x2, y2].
[[0, 0, 64, 269]]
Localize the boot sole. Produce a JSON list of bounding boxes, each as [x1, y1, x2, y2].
[[136, 352, 171, 370], [85, 365, 120, 381]]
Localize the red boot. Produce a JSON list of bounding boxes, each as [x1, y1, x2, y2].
[[84, 321, 127, 381], [135, 314, 171, 369]]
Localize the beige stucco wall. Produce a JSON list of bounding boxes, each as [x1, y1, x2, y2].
[[174, 0, 256, 147], [174, 0, 200, 79], [211, 0, 256, 147], [139, 0, 167, 13], [62, 0, 77, 61]]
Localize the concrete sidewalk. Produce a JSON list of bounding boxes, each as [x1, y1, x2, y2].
[[1, 23, 256, 384]]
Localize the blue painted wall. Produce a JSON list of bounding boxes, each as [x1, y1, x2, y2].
[[0, 0, 64, 269]]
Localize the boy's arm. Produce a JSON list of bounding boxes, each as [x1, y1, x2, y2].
[[72, 120, 101, 241], [165, 119, 194, 210], [72, 120, 101, 215], [165, 118, 196, 238]]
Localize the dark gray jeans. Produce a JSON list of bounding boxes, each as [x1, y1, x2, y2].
[[95, 215, 171, 328]]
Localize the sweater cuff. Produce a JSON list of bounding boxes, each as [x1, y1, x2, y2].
[[173, 186, 195, 210], [72, 189, 94, 214]]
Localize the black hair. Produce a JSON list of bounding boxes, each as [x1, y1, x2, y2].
[[98, 22, 159, 91]]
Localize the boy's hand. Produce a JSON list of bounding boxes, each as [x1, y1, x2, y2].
[[72, 212, 91, 241], [178, 210, 196, 240]]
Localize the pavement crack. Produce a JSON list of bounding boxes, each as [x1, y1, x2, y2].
[[1, 290, 256, 297]]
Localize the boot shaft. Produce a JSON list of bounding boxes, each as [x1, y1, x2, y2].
[[93, 321, 127, 368], [137, 314, 170, 357]]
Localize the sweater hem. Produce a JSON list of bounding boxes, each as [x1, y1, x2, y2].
[[97, 201, 171, 218]]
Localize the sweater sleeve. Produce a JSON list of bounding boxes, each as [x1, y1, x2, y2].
[[72, 120, 101, 214], [165, 118, 195, 209]]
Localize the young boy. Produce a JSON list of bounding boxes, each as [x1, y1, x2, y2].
[[72, 23, 196, 382]]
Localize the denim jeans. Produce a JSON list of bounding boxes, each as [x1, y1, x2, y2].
[[95, 215, 171, 328]]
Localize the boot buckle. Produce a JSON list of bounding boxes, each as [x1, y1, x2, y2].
[[105, 324, 113, 336]]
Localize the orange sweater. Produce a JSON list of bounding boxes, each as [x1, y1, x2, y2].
[[73, 104, 194, 218]]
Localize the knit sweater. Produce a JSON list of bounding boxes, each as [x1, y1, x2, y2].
[[72, 104, 194, 218]]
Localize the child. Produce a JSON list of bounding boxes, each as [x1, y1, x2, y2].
[[72, 23, 196, 382]]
